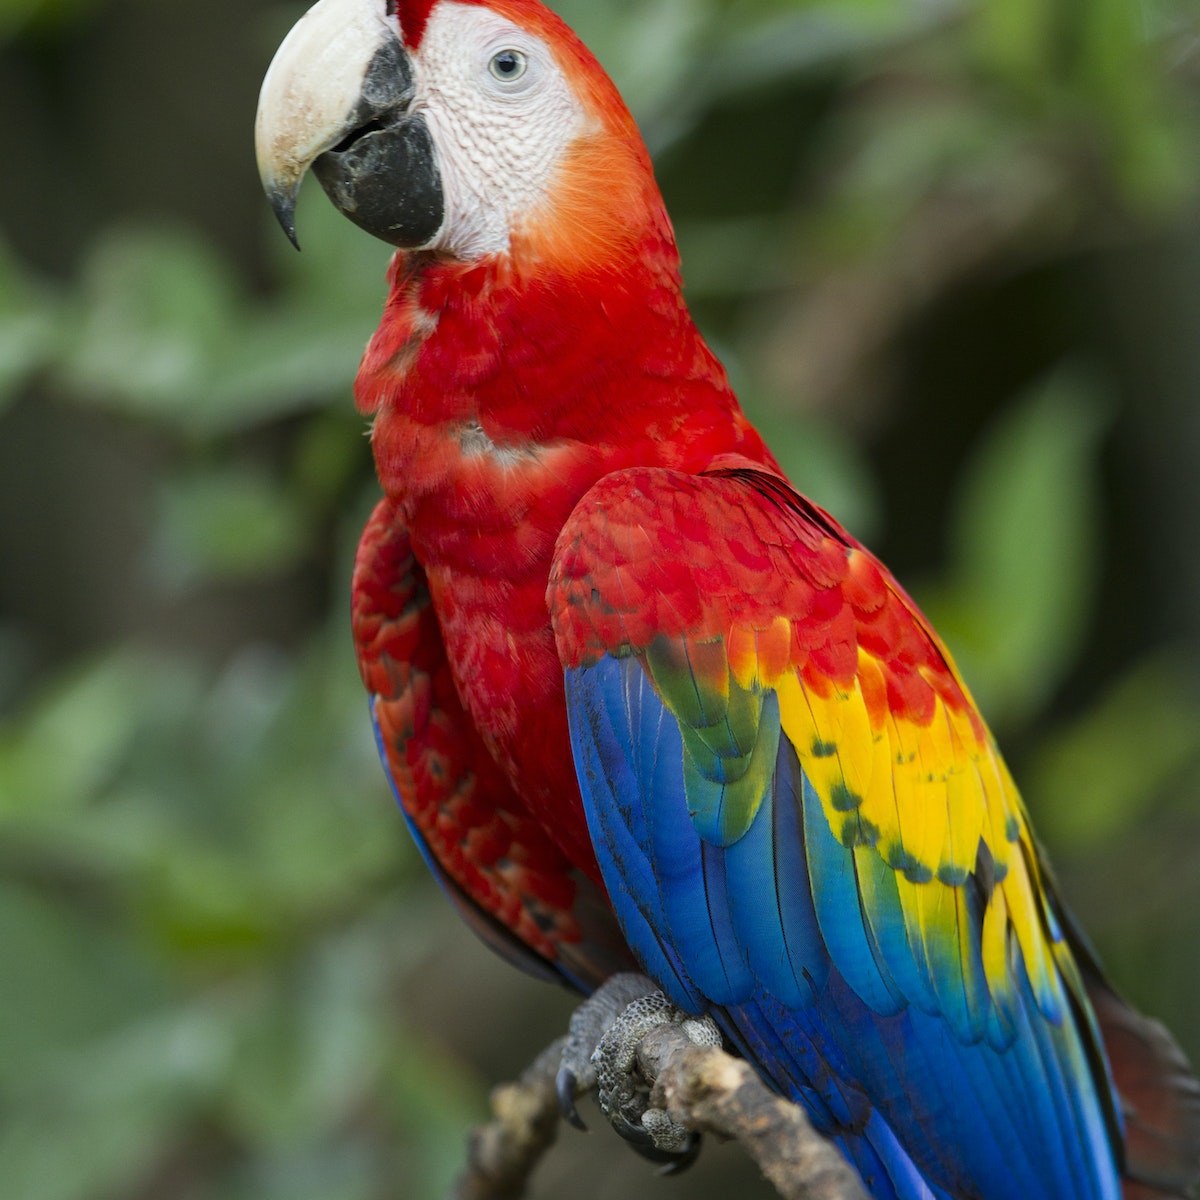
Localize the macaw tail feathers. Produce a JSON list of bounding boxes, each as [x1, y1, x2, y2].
[[1049, 884, 1200, 1200], [1082, 974, 1200, 1199]]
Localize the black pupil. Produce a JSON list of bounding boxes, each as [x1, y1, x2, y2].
[[495, 52, 520, 76]]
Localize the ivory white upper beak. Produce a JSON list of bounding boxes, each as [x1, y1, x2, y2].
[[255, 0, 400, 245]]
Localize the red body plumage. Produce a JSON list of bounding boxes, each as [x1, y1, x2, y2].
[[353, 149, 773, 898]]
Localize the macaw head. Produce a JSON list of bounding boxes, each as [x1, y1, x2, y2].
[[255, 0, 658, 271]]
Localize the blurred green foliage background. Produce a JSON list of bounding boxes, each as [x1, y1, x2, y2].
[[2, 1, 1200, 1197]]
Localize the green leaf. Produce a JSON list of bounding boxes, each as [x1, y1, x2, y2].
[[225, 926, 394, 1143], [0, 654, 177, 821], [973, 0, 1058, 97], [1075, 0, 1195, 209], [151, 467, 308, 588], [0, 0, 100, 42], [57, 225, 240, 423], [0, 1003, 232, 1200], [1027, 655, 1200, 850], [0, 883, 170, 1090], [194, 192, 392, 435], [918, 369, 1112, 726], [676, 216, 782, 296], [0, 240, 58, 409], [555, 0, 712, 116], [50, 213, 381, 436]]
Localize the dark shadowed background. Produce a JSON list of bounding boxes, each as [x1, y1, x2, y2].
[[2, 1, 1199, 1197]]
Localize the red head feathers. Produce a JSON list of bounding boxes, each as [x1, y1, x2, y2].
[[389, 0, 435, 48], [393, 0, 583, 56]]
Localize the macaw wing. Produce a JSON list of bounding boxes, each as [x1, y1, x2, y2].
[[550, 462, 1123, 1200], [353, 498, 633, 993]]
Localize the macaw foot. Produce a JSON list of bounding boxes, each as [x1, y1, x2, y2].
[[556, 972, 723, 1172]]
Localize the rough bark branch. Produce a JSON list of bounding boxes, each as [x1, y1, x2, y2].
[[638, 1025, 869, 1200], [450, 1038, 566, 1200], [450, 1028, 869, 1200]]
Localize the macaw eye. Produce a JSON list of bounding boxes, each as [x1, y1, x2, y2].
[[489, 49, 527, 82]]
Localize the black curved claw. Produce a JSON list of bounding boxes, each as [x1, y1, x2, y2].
[[609, 1107, 703, 1171], [609, 1108, 657, 1148], [634, 1133, 703, 1174], [556, 1065, 588, 1131]]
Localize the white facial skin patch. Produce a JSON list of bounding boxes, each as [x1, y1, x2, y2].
[[413, 2, 591, 259]]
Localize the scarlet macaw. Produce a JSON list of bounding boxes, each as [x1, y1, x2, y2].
[[254, 1, 1200, 1196]]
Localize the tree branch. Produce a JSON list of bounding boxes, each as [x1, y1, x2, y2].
[[638, 1025, 869, 1200], [450, 1038, 566, 1200], [451, 1028, 869, 1200]]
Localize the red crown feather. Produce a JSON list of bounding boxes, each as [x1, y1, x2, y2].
[[391, 0, 579, 54], [389, 0, 437, 48]]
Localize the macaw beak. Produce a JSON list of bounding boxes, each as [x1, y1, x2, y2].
[[254, 0, 444, 250]]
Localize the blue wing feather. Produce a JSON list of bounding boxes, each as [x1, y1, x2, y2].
[[725, 722, 826, 1009], [566, 669, 696, 1004], [852, 839, 941, 1016], [801, 768, 909, 1017]]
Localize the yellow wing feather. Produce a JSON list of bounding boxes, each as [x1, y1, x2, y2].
[[738, 612, 1065, 1036]]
